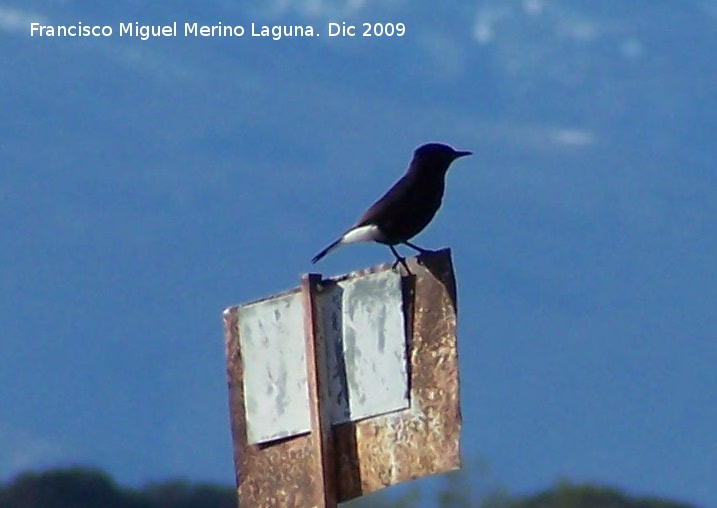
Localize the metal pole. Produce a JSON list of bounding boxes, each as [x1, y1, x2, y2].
[[301, 273, 338, 508]]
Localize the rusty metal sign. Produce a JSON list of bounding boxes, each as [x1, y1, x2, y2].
[[223, 248, 461, 507]]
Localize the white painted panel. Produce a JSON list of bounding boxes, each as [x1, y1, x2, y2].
[[318, 270, 409, 423], [237, 292, 311, 444], [237, 270, 408, 444]]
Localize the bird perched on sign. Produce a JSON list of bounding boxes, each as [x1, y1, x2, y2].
[[311, 142, 472, 270]]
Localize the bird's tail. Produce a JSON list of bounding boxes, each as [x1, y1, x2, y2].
[[311, 237, 343, 264], [311, 224, 382, 264]]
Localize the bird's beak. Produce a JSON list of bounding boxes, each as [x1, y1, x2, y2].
[[454, 150, 472, 159]]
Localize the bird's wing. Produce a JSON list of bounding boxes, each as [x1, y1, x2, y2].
[[354, 174, 417, 228]]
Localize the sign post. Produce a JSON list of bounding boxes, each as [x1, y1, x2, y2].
[[302, 273, 338, 507]]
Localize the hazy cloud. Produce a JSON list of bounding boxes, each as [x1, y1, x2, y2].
[[419, 32, 466, 79], [247, 0, 394, 21], [550, 128, 596, 147], [0, 6, 44, 33]]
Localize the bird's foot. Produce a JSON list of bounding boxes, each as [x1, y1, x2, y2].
[[391, 257, 412, 275], [389, 245, 413, 275]]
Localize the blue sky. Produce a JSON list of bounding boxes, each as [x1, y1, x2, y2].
[[1, 1, 716, 506]]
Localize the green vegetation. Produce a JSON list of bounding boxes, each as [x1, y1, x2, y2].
[[0, 467, 699, 508]]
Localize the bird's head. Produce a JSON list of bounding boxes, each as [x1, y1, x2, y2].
[[410, 143, 472, 175]]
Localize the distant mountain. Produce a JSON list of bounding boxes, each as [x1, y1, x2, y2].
[[0, 467, 701, 508]]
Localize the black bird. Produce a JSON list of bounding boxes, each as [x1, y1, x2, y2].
[[311, 142, 472, 269]]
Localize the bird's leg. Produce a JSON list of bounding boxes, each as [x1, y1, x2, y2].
[[389, 245, 412, 274], [402, 241, 433, 255]]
